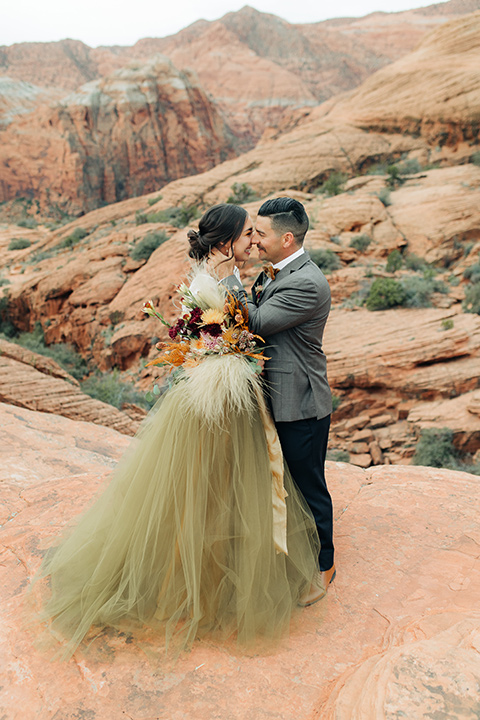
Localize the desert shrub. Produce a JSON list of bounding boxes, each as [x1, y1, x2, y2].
[[0, 278, 11, 286], [367, 162, 388, 176], [376, 188, 391, 207], [81, 369, 150, 409], [471, 151, 480, 167], [58, 227, 89, 249], [8, 237, 31, 250], [349, 234, 371, 252], [318, 172, 348, 196], [327, 449, 350, 462], [412, 429, 480, 475], [147, 195, 163, 206], [441, 318, 454, 330], [332, 395, 341, 412], [365, 277, 405, 311], [412, 428, 459, 468], [386, 249, 403, 273], [386, 164, 404, 189], [17, 217, 37, 229], [135, 211, 148, 225], [309, 249, 341, 273], [447, 274, 460, 286], [130, 231, 168, 262], [463, 263, 480, 284], [463, 283, 480, 314], [399, 275, 448, 308], [404, 254, 429, 272], [13, 323, 88, 380], [227, 183, 258, 204], [396, 158, 422, 175], [0, 294, 16, 337], [29, 248, 57, 263], [145, 205, 200, 228]]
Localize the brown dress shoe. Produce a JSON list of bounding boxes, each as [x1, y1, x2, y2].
[[298, 564, 336, 608]]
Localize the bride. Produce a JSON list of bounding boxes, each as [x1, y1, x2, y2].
[[35, 204, 320, 657]]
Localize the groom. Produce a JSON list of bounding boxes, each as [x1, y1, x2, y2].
[[247, 197, 335, 605]]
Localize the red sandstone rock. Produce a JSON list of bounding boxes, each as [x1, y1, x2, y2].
[[2, 405, 479, 718], [0, 56, 236, 214], [0, 339, 138, 436]]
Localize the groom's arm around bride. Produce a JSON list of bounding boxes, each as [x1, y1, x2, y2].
[[247, 197, 336, 597]]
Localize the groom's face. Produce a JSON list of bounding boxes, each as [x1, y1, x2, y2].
[[253, 215, 286, 264]]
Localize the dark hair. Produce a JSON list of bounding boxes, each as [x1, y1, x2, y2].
[[257, 197, 309, 245], [187, 204, 248, 260]]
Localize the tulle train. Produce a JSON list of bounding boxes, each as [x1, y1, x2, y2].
[[36, 355, 320, 656]]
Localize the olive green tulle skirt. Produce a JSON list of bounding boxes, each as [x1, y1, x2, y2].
[[36, 355, 320, 657]]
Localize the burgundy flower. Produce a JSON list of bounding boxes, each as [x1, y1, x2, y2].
[[201, 323, 222, 337]]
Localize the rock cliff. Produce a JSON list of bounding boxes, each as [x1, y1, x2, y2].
[[0, 56, 236, 214]]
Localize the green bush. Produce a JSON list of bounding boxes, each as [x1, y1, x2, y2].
[[227, 183, 258, 204], [471, 151, 480, 167], [463, 283, 480, 314], [396, 158, 422, 175], [399, 275, 448, 308], [441, 318, 454, 331], [13, 323, 88, 380], [412, 427, 480, 475], [130, 231, 169, 262], [376, 188, 391, 207], [463, 263, 480, 284], [412, 428, 459, 468], [144, 205, 200, 228], [58, 227, 89, 249], [0, 294, 16, 337], [349, 234, 371, 252], [332, 395, 341, 412], [135, 211, 148, 225], [81, 369, 150, 410], [309, 249, 341, 273], [404, 254, 429, 272], [365, 277, 405, 311], [318, 172, 348, 196], [8, 237, 31, 250], [17, 217, 37, 229], [386, 164, 404, 189], [327, 449, 350, 463], [147, 195, 163, 206], [386, 249, 403, 273]]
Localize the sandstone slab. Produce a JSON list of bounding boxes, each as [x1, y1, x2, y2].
[[1, 406, 480, 718]]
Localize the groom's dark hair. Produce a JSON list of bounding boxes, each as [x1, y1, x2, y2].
[[258, 197, 309, 245]]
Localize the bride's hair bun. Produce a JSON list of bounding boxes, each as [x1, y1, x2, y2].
[[187, 203, 248, 261], [187, 229, 208, 260]]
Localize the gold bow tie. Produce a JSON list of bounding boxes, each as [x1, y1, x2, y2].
[[263, 264, 279, 281]]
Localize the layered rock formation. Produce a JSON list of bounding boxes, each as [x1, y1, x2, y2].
[[1, 403, 479, 718], [0, 0, 478, 219], [0, 338, 139, 435], [0, 11, 478, 466], [0, 56, 236, 213], [2, 1, 479, 148]]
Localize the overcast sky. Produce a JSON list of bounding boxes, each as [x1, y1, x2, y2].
[[3, 0, 450, 47]]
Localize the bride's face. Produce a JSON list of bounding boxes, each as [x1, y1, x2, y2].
[[233, 214, 254, 262]]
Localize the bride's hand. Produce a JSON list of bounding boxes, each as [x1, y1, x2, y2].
[[206, 246, 236, 279]]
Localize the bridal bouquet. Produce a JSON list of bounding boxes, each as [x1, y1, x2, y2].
[[142, 275, 266, 374]]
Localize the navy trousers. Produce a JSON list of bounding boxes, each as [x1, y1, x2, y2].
[[275, 415, 334, 571]]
